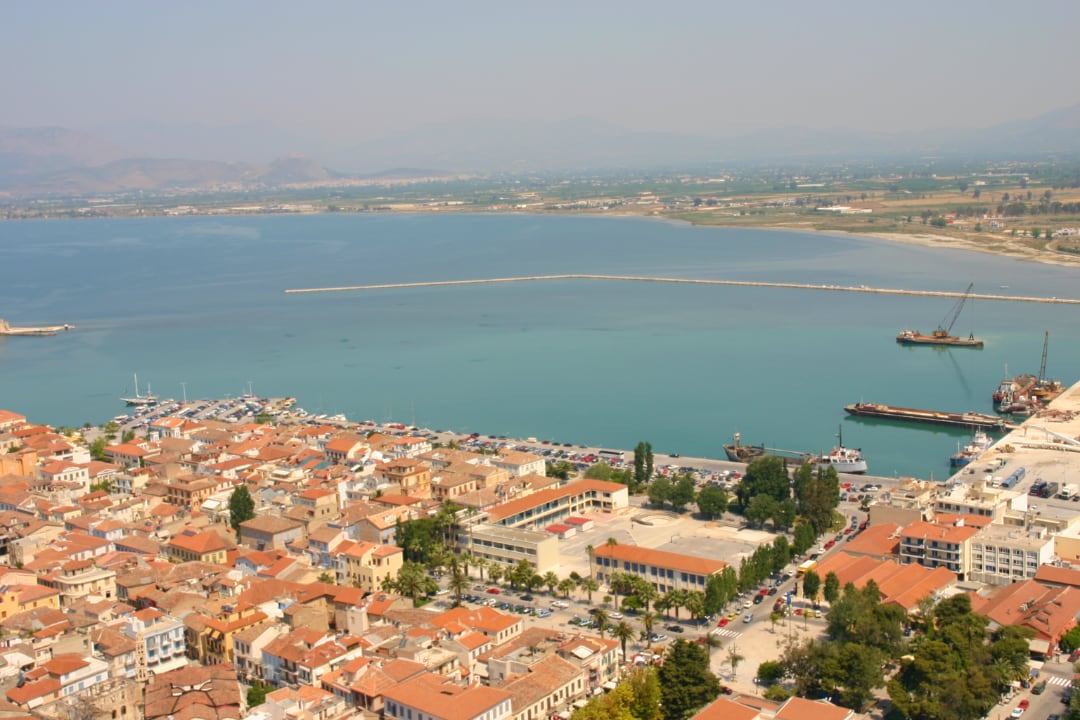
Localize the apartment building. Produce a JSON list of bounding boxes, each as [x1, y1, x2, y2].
[[898, 521, 978, 578]]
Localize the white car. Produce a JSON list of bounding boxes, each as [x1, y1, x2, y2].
[[609, 612, 624, 619], [551, 600, 569, 609]]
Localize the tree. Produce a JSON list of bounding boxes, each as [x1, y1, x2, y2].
[[581, 577, 600, 603], [802, 570, 821, 602], [744, 494, 778, 528], [449, 566, 469, 604], [741, 455, 790, 503], [590, 607, 610, 638], [247, 680, 274, 707], [317, 572, 336, 584], [657, 640, 721, 720], [614, 620, 635, 658], [696, 485, 728, 519], [543, 571, 559, 595], [669, 475, 696, 512], [585, 462, 614, 480], [648, 476, 672, 507], [771, 498, 796, 530], [823, 572, 840, 605], [228, 485, 255, 534], [726, 645, 745, 680], [558, 577, 576, 598], [1060, 626, 1080, 652], [89, 437, 108, 461], [757, 660, 785, 686]]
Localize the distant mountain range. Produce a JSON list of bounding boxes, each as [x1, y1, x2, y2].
[[2, 103, 1079, 197]]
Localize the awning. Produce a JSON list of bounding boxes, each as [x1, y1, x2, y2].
[[602, 681, 618, 691], [572, 700, 588, 709], [1029, 638, 1051, 655]]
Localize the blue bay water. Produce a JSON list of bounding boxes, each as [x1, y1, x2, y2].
[[1, 213, 1078, 480]]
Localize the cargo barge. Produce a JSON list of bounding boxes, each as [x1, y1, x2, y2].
[[844, 402, 1008, 431]]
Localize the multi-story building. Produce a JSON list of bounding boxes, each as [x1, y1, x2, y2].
[[485, 480, 628, 530], [383, 673, 513, 720], [5, 653, 110, 710], [969, 523, 1055, 585], [898, 521, 978, 578], [591, 543, 728, 594], [240, 516, 306, 551], [458, 522, 560, 573], [41, 559, 118, 606], [124, 607, 188, 675], [335, 540, 403, 592], [166, 527, 232, 564]]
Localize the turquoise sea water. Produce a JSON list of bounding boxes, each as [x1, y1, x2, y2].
[[2, 213, 1078, 480]]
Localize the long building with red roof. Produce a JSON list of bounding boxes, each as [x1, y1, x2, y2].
[[591, 542, 727, 594]]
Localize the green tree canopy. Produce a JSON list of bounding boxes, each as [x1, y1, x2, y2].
[[648, 476, 672, 507], [669, 475, 696, 512], [696, 485, 728, 519], [228, 485, 255, 534], [740, 455, 790, 503], [585, 462, 614, 480], [657, 639, 721, 720]]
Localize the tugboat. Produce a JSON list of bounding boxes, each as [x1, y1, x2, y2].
[[809, 426, 868, 474]]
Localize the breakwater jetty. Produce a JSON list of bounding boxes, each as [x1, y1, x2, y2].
[[284, 274, 1080, 304], [0, 318, 74, 337]]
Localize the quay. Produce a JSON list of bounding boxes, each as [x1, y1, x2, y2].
[[283, 274, 1080, 304], [0, 317, 74, 337]]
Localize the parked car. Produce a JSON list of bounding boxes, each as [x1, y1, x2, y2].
[[742, 612, 754, 623], [717, 617, 729, 627], [536, 609, 552, 618], [486, 587, 501, 594], [666, 625, 684, 633], [551, 600, 569, 609]]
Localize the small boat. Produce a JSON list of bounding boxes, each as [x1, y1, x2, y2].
[[121, 373, 159, 406], [949, 430, 992, 467], [808, 426, 868, 474]]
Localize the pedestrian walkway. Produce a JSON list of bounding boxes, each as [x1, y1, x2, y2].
[[711, 628, 743, 640], [1045, 675, 1072, 687]]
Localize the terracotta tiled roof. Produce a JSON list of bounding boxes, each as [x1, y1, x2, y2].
[[592, 543, 727, 576]]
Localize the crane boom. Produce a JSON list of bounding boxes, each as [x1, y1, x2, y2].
[[1038, 330, 1049, 384], [937, 282, 976, 335]]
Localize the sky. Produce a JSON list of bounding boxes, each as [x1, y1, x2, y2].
[[4, 0, 1080, 164]]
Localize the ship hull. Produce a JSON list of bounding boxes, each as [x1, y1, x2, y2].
[[896, 332, 984, 348], [844, 402, 1006, 431]]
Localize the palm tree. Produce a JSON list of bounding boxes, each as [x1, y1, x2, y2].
[[488, 563, 504, 586], [641, 610, 659, 648], [557, 578, 576, 599], [543, 571, 559, 595], [585, 545, 595, 579], [526, 572, 544, 593], [726, 645, 745, 680], [613, 620, 635, 658], [590, 607, 610, 638], [684, 590, 706, 621], [380, 574, 396, 593], [581, 577, 599, 604], [449, 566, 469, 606], [475, 557, 489, 582], [636, 581, 659, 613]]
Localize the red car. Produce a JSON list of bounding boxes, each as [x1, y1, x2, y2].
[[1018, 700, 1030, 710], [486, 588, 501, 594], [718, 617, 729, 627], [824, 540, 836, 550]]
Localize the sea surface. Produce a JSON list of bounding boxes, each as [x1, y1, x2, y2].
[[2, 213, 1079, 480]]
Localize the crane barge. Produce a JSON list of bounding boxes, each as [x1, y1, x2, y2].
[[896, 282, 984, 347]]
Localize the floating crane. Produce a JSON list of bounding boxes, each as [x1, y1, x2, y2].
[[896, 282, 984, 347]]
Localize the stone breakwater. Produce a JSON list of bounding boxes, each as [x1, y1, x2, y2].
[[283, 275, 1080, 304]]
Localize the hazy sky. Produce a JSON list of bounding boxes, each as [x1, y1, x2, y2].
[[5, 0, 1080, 143]]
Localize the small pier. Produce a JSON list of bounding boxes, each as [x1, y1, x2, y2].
[[0, 318, 75, 337], [283, 275, 1080, 305]]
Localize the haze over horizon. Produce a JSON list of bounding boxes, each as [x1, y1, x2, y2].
[[5, 0, 1080, 170]]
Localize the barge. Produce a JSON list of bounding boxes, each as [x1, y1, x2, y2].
[[844, 402, 1008, 431]]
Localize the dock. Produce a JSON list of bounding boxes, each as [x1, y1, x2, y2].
[[0, 318, 74, 337], [283, 275, 1080, 305]]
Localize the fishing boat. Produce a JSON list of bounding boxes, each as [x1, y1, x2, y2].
[[808, 426, 868, 474], [121, 373, 158, 406]]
